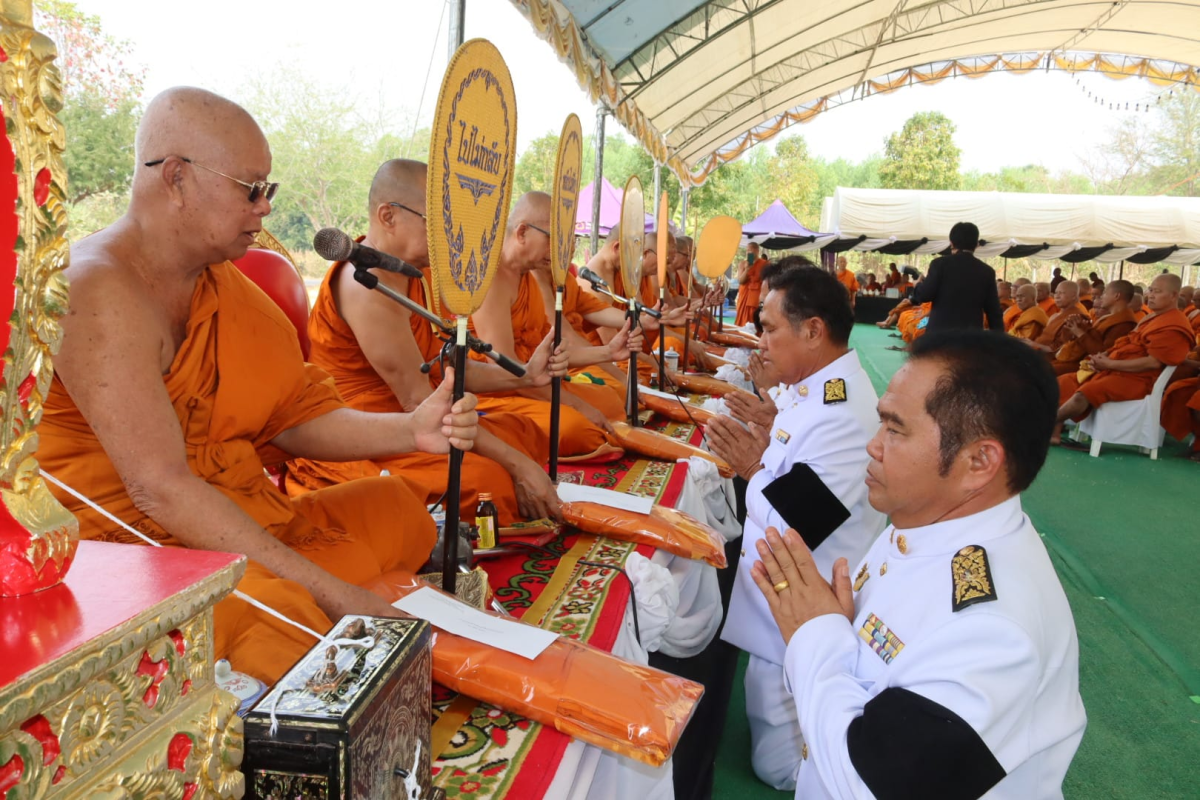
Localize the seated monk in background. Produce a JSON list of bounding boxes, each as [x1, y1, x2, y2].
[[1009, 284, 1049, 340], [1180, 285, 1195, 314], [1035, 282, 1056, 315], [1053, 274, 1194, 444], [997, 280, 1014, 310], [899, 301, 933, 343], [470, 192, 626, 447], [1024, 280, 1090, 358], [38, 88, 480, 685], [1076, 278, 1094, 311], [658, 235, 717, 370], [1130, 292, 1147, 321], [1048, 279, 1138, 376], [1160, 341, 1200, 461], [1002, 277, 1032, 331], [291, 160, 563, 525]]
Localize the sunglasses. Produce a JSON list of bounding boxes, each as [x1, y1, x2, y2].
[[388, 201, 426, 220], [144, 157, 279, 203]]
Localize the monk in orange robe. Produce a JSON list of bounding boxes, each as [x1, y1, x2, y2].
[[899, 302, 933, 343], [1023, 280, 1091, 359], [1179, 285, 1194, 314], [1076, 278, 1095, 311], [470, 192, 626, 455], [1130, 292, 1148, 321], [288, 160, 564, 526], [734, 243, 768, 325], [835, 256, 859, 309], [1009, 284, 1050, 340], [997, 280, 1014, 311], [1053, 274, 1194, 443], [1034, 281, 1056, 315], [1048, 279, 1138, 375], [1160, 343, 1200, 460], [38, 89, 478, 684]]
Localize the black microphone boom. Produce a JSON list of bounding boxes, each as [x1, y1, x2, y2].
[[578, 266, 608, 289], [313, 227, 424, 279]]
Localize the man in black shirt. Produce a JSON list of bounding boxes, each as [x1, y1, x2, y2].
[[911, 222, 1004, 333]]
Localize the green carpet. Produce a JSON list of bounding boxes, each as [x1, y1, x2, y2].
[[712, 324, 1200, 798]]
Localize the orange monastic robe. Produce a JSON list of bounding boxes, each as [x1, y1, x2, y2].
[[1058, 308, 1195, 416], [490, 271, 626, 420], [836, 269, 859, 300], [38, 263, 436, 684], [899, 303, 933, 343], [289, 261, 550, 526], [735, 257, 767, 326], [1009, 306, 1050, 340], [1160, 347, 1200, 446], [1033, 302, 1091, 353], [1188, 308, 1200, 335], [1049, 308, 1138, 376], [1038, 296, 1057, 315], [1002, 303, 1021, 332]]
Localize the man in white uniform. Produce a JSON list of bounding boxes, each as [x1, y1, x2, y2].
[[749, 329, 1086, 799], [708, 264, 886, 790]]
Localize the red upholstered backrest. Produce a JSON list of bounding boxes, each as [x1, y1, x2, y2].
[[232, 248, 311, 359]]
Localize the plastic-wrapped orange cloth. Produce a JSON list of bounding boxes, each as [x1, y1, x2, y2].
[[708, 330, 760, 348], [362, 571, 704, 766], [667, 372, 740, 397], [561, 502, 728, 568], [638, 392, 717, 426], [607, 421, 732, 478]]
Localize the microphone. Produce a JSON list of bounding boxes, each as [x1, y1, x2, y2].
[[313, 228, 423, 279], [578, 267, 608, 289]]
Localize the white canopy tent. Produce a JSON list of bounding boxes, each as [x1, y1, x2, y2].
[[819, 187, 1200, 265], [510, 0, 1200, 187]]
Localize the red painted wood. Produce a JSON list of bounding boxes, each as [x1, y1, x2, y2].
[[0, 542, 242, 690]]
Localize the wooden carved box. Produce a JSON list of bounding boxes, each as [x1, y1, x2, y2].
[[243, 616, 434, 800]]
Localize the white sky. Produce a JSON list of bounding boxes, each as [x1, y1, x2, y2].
[[70, 0, 1162, 177]]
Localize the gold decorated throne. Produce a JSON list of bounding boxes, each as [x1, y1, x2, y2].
[[0, 2, 247, 797]]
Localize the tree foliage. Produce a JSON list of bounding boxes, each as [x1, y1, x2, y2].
[[35, 1, 146, 210], [880, 111, 961, 190]]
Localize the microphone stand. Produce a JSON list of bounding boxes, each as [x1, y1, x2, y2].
[[350, 266, 526, 594], [657, 286, 667, 390], [549, 286, 563, 482], [683, 267, 695, 377]]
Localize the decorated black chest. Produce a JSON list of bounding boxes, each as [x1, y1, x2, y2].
[[243, 616, 437, 799]]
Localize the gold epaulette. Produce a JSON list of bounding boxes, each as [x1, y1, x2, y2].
[[951, 545, 997, 612]]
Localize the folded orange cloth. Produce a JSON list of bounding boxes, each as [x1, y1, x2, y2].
[[561, 501, 728, 568], [607, 421, 733, 478], [362, 571, 704, 766], [667, 372, 739, 397], [638, 392, 717, 426], [707, 331, 759, 348]]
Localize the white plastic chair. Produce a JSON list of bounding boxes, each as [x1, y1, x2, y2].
[[1075, 365, 1177, 459]]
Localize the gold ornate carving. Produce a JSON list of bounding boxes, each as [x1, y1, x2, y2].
[[0, 0, 78, 596], [0, 558, 243, 733], [194, 689, 245, 799], [951, 544, 998, 612], [250, 228, 298, 270]]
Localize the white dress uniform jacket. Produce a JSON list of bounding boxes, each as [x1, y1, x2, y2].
[[723, 349, 886, 666], [785, 495, 1086, 799]]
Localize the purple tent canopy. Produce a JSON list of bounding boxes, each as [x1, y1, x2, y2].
[[742, 199, 822, 238], [575, 178, 681, 237]]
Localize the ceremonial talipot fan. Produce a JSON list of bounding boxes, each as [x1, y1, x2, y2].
[[0, 0, 79, 597], [619, 176, 644, 426], [548, 114, 582, 482], [427, 39, 517, 593], [696, 216, 742, 350]]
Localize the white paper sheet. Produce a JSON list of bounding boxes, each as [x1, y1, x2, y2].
[[393, 586, 557, 660], [556, 482, 654, 515], [637, 384, 683, 401]]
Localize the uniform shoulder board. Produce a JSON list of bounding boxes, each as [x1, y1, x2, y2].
[[951, 545, 997, 612], [823, 378, 847, 405]]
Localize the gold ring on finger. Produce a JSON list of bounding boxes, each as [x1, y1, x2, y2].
[[773, 580, 790, 593]]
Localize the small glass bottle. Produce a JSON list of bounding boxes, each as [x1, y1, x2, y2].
[[475, 492, 498, 550]]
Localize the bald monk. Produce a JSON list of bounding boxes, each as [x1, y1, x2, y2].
[[1076, 278, 1094, 311], [1053, 274, 1194, 444], [1009, 284, 1050, 340], [1002, 277, 1032, 331], [468, 193, 625, 459], [292, 160, 564, 526], [735, 242, 768, 326], [1024, 280, 1090, 357], [1180, 285, 1195, 313], [997, 280, 1014, 310], [1035, 282, 1056, 315], [1130, 292, 1147, 321], [1048, 279, 1138, 376], [1188, 300, 1200, 334], [834, 256, 859, 309], [38, 88, 479, 685], [1160, 344, 1200, 461]]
